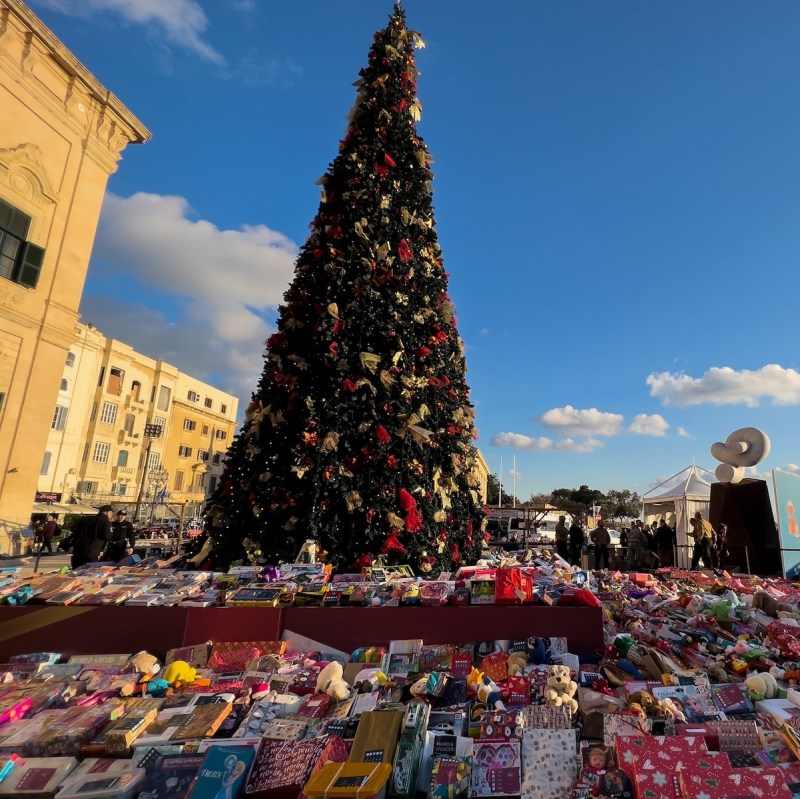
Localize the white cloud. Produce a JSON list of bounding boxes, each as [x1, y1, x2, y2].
[[647, 364, 800, 407], [629, 413, 669, 437], [677, 426, 691, 438], [539, 405, 624, 437], [480, 328, 490, 336], [783, 464, 800, 475], [84, 191, 298, 402], [33, 0, 224, 63], [491, 433, 603, 453]]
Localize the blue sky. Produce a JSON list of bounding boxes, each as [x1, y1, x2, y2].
[[30, 0, 800, 499]]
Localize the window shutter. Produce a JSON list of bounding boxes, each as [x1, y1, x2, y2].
[[14, 242, 44, 289]]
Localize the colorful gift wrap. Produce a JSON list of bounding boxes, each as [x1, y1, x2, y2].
[[206, 641, 286, 673], [263, 718, 309, 740], [471, 739, 521, 797], [428, 757, 472, 799], [304, 762, 392, 799], [520, 729, 578, 799], [244, 735, 348, 799], [680, 765, 793, 799]]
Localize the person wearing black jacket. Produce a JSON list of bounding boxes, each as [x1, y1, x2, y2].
[[107, 509, 136, 562], [71, 505, 113, 569], [655, 519, 675, 566], [568, 519, 585, 566]]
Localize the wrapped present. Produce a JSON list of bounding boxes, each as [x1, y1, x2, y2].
[[233, 696, 301, 739], [494, 568, 534, 606], [681, 765, 793, 799], [522, 705, 572, 731], [0, 756, 79, 796], [520, 728, 578, 799], [350, 709, 404, 764], [428, 757, 472, 799], [206, 641, 286, 673], [305, 762, 392, 799], [480, 710, 524, 740], [471, 739, 521, 797], [263, 719, 309, 740], [602, 712, 651, 747], [296, 693, 331, 722], [244, 735, 348, 799], [506, 676, 530, 707], [479, 653, 509, 685], [418, 734, 474, 792]]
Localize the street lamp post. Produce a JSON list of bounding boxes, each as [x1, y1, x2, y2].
[[133, 423, 163, 525]]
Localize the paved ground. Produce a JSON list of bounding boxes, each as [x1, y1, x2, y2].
[[0, 551, 72, 576]]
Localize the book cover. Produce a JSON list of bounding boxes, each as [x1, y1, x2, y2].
[[0, 757, 79, 795], [187, 746, 254, 799], [169, 704, 232, 741]]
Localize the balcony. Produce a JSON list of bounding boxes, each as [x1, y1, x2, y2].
[[117, 429, 141, 446], [113, 466, 135, 477], [124, 395, 147, 412]]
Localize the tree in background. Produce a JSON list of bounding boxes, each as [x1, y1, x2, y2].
[[485, 473, 521, 508], [550, 484, 641, 522], [205, 4, 485, 573]]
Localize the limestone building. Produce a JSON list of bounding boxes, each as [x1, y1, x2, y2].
[[38, 323, 239, 531], [0, 0, 149, 551]]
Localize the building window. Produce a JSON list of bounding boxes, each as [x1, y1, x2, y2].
[[117, 450, 129, 467], [92, 442, 110, 464], [90, 402, 97, 422], [197, 450, 209, 462], [183, 419, 197, 431], [146, 452, 160, 472], [202, 425, 209, 436], [174, 471, 184, 491], [51, 405, 68, 431], [98, 367, 105, 387], [221, 404, 228, 415], [40, 451, 51, 475], [65, 352, 75, 368], [178, 445, 192, 458], [154, 416, 167, 434], [100, 401, 118, 425], [0, 392, 5, 413], [124, 414, 136, 435], [78, 481, 95, 494], [187, 390, 200, 402], [208, 475, 218, 493], [118, 484, 127, 496], [157, 385, 171, 411], [215, 429, 228, 441], [131, 380, 142, 401], [204, 397, 213, 409], [212, 453, 221, 465], [60, 379, 68, 392], [0, 198, 44, 289], [82, 443, 89, 462], [108, 367, 124, 396]]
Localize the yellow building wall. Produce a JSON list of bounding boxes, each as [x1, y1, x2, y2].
[[0, 0, 149, 552]]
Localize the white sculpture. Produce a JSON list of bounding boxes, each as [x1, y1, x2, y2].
[[711, 427, 771, 484]]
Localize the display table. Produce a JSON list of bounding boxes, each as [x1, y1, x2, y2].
[[0, 604, 603, 661]]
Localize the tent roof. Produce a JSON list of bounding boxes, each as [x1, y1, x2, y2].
[[643, 465, 715, 502], [32, 501, 99, 516]]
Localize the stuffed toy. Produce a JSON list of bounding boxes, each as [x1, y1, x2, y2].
[[316, 661, 350, 702], [126, 651, 161, 678], [626, 690, 674, 720], [476, 675, 506, 710], [543, 664, 578, 714], [163, 660, 199, 688], [658, 697, 686, 723], [744, 671, 778, 701], [507, 652, 527, 677], [352, 667, 388, 693]]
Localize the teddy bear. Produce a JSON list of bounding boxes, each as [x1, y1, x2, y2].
[[315, 661, 351, 702], [507, 652, 527, 677], [543, 664, 578, 714], [744, 671, 778, 701], [626, 690, 674, 720]]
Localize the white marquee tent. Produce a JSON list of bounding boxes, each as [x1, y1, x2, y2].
[[642, 465, 716, 567]]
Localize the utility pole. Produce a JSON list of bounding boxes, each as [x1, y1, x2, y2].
[[133, 422, 163, 525]]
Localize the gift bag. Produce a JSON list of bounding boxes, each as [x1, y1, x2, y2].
[[520, 728, 578, 799], [480, 653, 509, 684], [602, 712, 651, 747], [494, 569, 534, 606], [350, 709, 405, 764]]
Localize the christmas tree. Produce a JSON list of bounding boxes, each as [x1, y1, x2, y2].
[[205, 2, 485, 573]]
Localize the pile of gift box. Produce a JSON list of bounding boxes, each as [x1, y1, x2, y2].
[[0, 551, 597, 608]]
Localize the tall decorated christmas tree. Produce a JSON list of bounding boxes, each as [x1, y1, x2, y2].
[[205, 3, 485, 573]]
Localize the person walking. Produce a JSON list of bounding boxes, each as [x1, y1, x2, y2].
[[655, 518, 675, 567], [714, 523, 730, 570], [690, 512, 715, 570], [107, 509, 136, 562], [619, 527, 629, 566], [71, 505, 113, 569], [39, 513, 59, 555], [591, 519, 611, 569], [554, 515, 569, 561], [568, 517, 585, 566], [628, 520, 647, 569]]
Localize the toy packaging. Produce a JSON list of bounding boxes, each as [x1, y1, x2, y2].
[[55, 771, 144, 799], [304, 762, 392, 799], [187, 745, 255, 799], [0, 756, 78, 797], [136, 753, 205, 799], [428, 757, 472, 799]]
